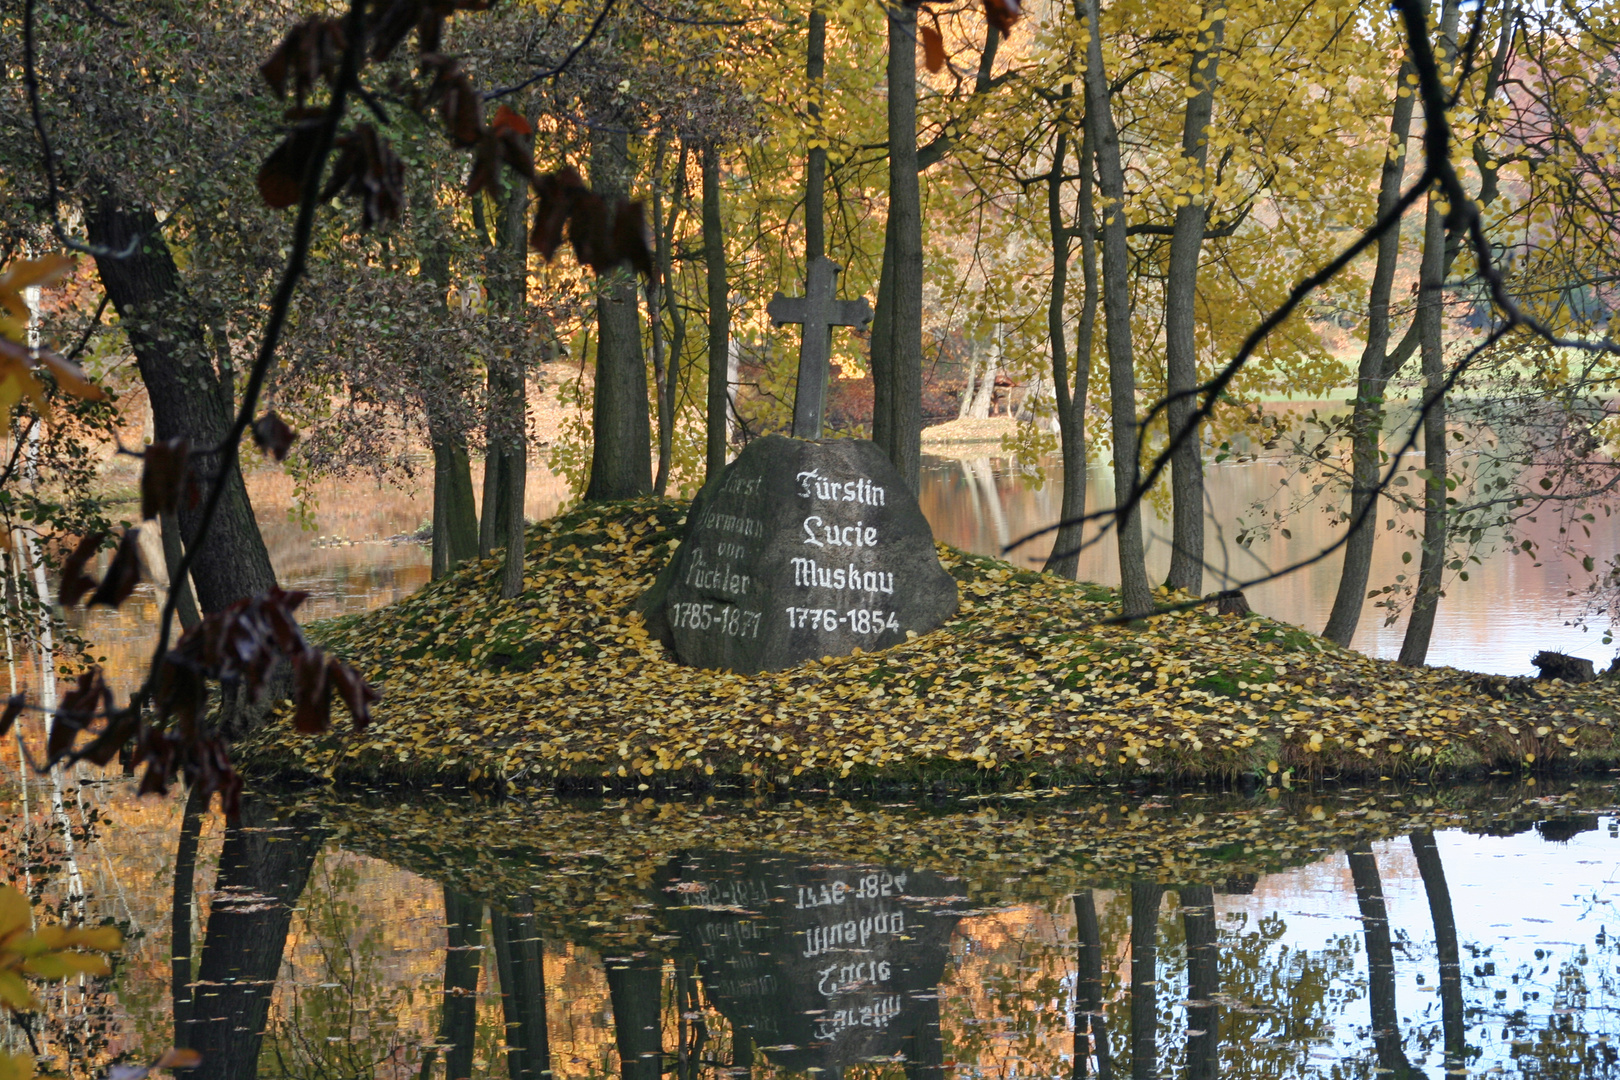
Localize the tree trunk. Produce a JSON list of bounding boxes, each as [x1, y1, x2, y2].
[[1180, 885, 1219, 1080], [606, 955, 664, 1080], [1348, 841, 1416, 1078], [157, 511, 201, 631], [492, 896, 552, 1080], [1073, 889, 1113, 1079], [1163, 7, 1225, 595], [650, 136, 674, 496], [1045, 113, 1095, 580], [1080, 0, 1153, 619], [1398, 0, 1461, 667], [170, 783, 208, 1049], [1322, 47, 1422, 645], [702, 141, 731, 483], [189, 799, 326, 1080], [958, 339, 978, 421], [1410, 830, 1465, 1073], [586, 126, 653, 501], [1397, 192, 1449, 666], [881, 2, 924, 492], [871, 217, 897, 443], [1129, 881, 1163, 1080], [482, 165, 532, 594], [433, 889, 485, 1080], [418, 220, 480, 580], [901, 990, 946, 1080], [85, 191, 277, 616]]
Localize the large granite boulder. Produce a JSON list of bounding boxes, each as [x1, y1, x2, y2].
[[639, 436, 958, 673]]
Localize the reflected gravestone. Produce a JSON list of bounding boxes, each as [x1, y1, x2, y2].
[[655, 853, 964, 1073], [639, 435, 958, 672]]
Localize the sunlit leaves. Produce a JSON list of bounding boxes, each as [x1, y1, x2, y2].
[[0, 883, 122, 1015], [243, 501, 1620, 792], [0, 257, 104, 417]]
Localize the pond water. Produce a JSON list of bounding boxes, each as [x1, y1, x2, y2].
[[8, 774, 1620, 1080], [38, 443, 1619, 704]]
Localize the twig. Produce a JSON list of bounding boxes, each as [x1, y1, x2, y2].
[[483, 0, 620, 100]]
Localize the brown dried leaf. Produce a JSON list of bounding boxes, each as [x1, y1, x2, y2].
[[0, 694, 23, 739], [140, 438, 189, 521], [530, 168, 586, 261], [258, 123, 323, 209], [252, 410, 298, 461], [87, 530, 142, 609], [294, 648, 332, 734], [982, 0, 1021, 35], [58, 532, 105, 607], [327, 658, 379, 730], [920, 23, 946, 73]]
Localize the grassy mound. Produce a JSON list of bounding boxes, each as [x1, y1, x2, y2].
[[237, 498, 1620, 791]]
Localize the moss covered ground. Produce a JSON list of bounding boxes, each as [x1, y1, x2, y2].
[[237, 498, 1620, 792]]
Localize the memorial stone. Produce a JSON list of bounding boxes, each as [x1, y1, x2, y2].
[[639, 435, 958, 673], [655, 852, 964, 1074]]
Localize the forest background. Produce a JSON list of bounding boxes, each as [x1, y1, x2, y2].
[[3, 0, 1620, 711]]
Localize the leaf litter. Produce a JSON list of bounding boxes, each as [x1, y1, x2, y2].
[[237, 499, 1620, 792]]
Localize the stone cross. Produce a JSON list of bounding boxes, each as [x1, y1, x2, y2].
[[767, 256, 873, 440]]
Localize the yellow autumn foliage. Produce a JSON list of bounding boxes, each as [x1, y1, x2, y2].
[[239, 499, 1620, 791]]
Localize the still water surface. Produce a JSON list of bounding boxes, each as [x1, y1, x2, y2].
[[7, 777, 1620, 1080], [13, 454, 1620, 1078]]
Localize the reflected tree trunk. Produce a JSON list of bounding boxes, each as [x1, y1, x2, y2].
[[902, 989, 946, 1080], [1074, 889, 1112, 1079], [1410, 830, 1464, 1072], [423, 889, 485, 1080], [189, 800, 325, 1080], [1179, 886, 1219, 1080], [1130, 882, 1163, 1080], [492, 896, 552, 1080], [606, 955, 664, 1080], [170, 783, 208, 1049], [1348, 841, 1419, 1079], [675, 956, 706, 1080]]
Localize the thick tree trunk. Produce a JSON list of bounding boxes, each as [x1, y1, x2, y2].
[[1073, 890, 1113, 1079], [1080, 0, 1153, 619], [189, 799, 325, 1080], [484, 168, 531, 595], [1045, 117, 1095, 580], [606, 955, 664, 1080], [871, 218, 897, 443], [85, 192, 277, 616], [418, 222, 479, 580], [1180, 885, 1220, 1080], [1129, 881, 1163, 1080], [1348, 841, 1417, 1078], [702, 141, 731, 483], [881, 4, 924, 492], [1410, 830, 1464, 1072], [170, 783, 208, 1049], [586, 126, 653, 501], [1163, 7, 1225, 595]]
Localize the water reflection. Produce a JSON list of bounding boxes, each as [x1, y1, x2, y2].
[[656, 854, 964, 1076], [920, 453, 1620, 675], [13, 782, 1620, 1079]]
